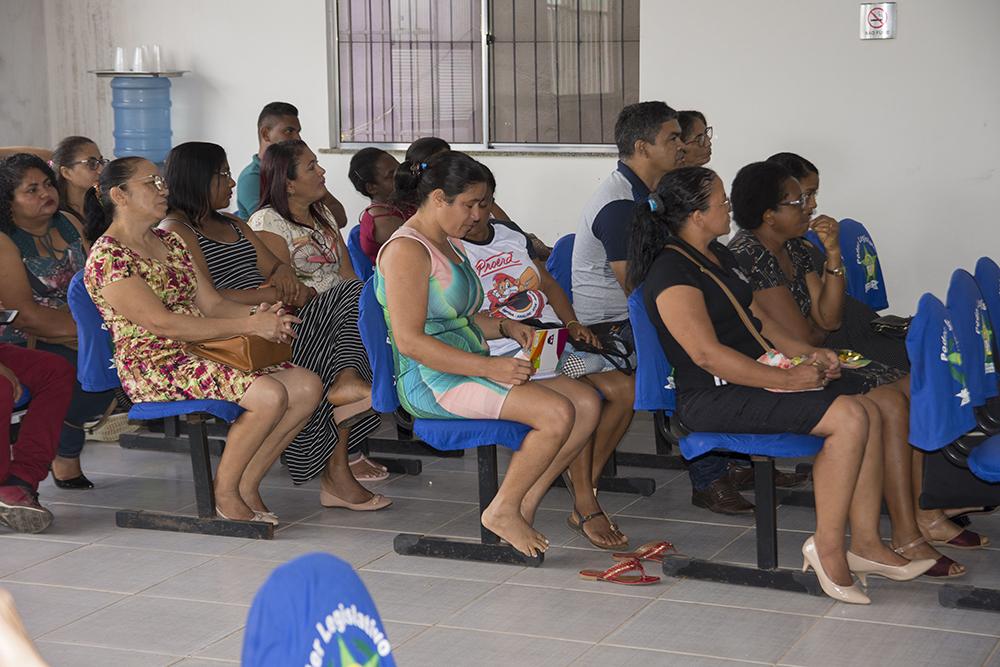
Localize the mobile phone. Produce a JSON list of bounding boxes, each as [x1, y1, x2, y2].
[[0, 310, 18, 324]]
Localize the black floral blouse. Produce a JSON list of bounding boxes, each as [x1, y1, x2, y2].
[[727, 230, 821, 317]]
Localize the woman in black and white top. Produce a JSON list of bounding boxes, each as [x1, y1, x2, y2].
[[160, 142, 391, 514], [628, 166, 934, 604]]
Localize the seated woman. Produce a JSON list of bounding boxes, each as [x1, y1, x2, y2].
[[245, 140, 389, 509], [348, 147, 408, 265], [630, 166, 935, 603], [462, 164, 634, 548], [0, 153, 122, 489], [377, 151, 599, 558], [50, 136, 108, 222], [678, 110, 713, 167], [729, 159, 984, 574], [83, 157, 323, 524]]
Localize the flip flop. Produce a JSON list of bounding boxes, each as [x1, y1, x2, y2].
[[579, 558, 660, 586], [567, 510, 628, 550], [611, 540, 678, 564]]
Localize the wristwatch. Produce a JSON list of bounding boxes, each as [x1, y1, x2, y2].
[[826, 264, 845, 277]]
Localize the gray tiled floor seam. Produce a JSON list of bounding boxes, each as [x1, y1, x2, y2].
[[650, 595, 831, 620], [501, 578, 676, 601], [38, 638, 186, 659], [769, 612, 826, 667], [597, 642, 777, 665], [432, 623, 596, 645], [815, 614, 1000, 638]]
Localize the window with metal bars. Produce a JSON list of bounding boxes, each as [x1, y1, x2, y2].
[[329, 0, 640, 150]]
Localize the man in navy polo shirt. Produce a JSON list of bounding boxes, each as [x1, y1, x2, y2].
[[573, 102, 802, 514]]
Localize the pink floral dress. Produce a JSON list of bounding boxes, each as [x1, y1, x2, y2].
[[84, 229, 275, 403]]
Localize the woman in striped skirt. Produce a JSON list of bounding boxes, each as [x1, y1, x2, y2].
[[160, 141, 390, 511]]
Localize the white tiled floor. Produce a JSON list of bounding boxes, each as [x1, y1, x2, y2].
[[3, 414, 999, 666]]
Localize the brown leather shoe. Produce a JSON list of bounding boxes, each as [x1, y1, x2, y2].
[[728, 464, 809, 491], [691, 477, 755, 515]]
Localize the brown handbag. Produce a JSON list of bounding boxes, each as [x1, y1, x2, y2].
[[185, 335, 292, 373]]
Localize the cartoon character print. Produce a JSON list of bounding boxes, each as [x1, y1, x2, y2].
[[486, 268, 545, 321]]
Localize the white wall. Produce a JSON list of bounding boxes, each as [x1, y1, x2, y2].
[[0, 0, 50, 145], [8, 0, 999, 311]]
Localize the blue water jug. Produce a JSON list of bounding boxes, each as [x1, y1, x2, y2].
[[110, 77, 172, 164]]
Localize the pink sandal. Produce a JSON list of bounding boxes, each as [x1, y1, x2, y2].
[[579, 558, 660, 586], [611, 540, 677, 564]]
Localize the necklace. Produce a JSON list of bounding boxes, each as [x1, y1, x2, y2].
[[22, 219, 67, 261]]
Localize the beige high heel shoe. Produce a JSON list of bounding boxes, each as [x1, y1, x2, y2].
[[846, 550, 936, 586], [801, 536, 871, 605]]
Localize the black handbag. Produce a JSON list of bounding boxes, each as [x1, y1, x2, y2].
[[568, 319, 636, 375], [870, 314, 912, 340]]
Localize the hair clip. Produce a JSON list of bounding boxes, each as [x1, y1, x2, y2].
[[419, 162, 427, 170], [648, 193, 663, 212]]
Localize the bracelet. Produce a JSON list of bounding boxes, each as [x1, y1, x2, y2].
[[825, 265, 845, 277], [565, 320, 581, 328], [249, 305, 259, 316], [498, 319, 510, 338]]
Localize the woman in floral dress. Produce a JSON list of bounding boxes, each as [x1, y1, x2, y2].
[[83, 157, 323, 525]]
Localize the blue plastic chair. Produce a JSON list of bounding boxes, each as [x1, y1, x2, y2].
[[347, 225, 375, 282], [243, 553, 397, 667], [946, 269, 999, 411], [545, 233, 575, 303], [975, 257, 1000, 363], [357, 278, 539, 565], [806, 218, 888, 311], [67, 271, 272, 539], [629, 287, 824, 585], [906, 292, 1000, 612]]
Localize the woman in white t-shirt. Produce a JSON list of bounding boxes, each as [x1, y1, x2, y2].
[[462, 165, 637, 549]]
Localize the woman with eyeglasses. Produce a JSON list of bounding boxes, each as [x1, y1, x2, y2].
[[83, 157, 323, 524], [50, 136, 107, 222], [246, 140, 391, 510], [726, 160, 974, 579], [0, 153, 123, 489], [630, 166, 935, 603], [678, 110, 712, 167]]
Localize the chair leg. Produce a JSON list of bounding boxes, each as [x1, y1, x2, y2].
[[120, 415, 225, 455], [115, 414, 272, 539], [359, 438, 423, 475], [659, 455, 823, 597], [187, 415, 215, 518], [393, 444, 542, 566], [752, 456, 778, 570], [613, 412, 687, 470]]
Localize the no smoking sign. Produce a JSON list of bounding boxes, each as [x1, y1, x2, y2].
[[860, 2, 897, 39]]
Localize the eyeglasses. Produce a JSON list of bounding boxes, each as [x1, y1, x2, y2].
[[777, 197, 807, 210], [128, 174, 167, 193], [217, 168, 232, 179], [685, 126, 713, 147], [69, 157, 109, 171], [720, 196, 731, 209]]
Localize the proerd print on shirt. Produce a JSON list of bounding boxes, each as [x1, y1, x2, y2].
[[475, 250, 546, 321]]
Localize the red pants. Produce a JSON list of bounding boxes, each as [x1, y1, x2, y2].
[[1, 344, 74, 490]]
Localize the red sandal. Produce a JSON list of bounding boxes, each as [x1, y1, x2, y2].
[[611, 540, 678, 564], [923, 516, 990, 550], [579, 558, 660, 586]]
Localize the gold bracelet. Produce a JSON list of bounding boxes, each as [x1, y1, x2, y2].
[[249, 305, 259, 316], [565, 320, 581, 328]]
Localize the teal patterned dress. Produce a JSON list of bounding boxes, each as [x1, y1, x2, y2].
[[374, 226, 511, 420]]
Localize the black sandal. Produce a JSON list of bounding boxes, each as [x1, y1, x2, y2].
[[567, 510, 628, 550]]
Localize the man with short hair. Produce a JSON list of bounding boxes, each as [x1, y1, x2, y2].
[[572, 101, 801, 514], [236, 101, 347, 227]]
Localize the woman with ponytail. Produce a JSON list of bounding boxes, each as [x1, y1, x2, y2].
[[377, 151, 599, 558], [83, 157, 323, 525], [50, 136, 107, 222], [629, 167, 934, 604]]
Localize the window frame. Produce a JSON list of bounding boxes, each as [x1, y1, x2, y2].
[[325, 0, 623, 154]]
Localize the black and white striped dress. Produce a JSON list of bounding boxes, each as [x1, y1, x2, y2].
[[188, 219, 379, 484]]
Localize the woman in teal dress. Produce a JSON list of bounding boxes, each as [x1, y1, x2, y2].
[[375, 151, 605, 558]]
